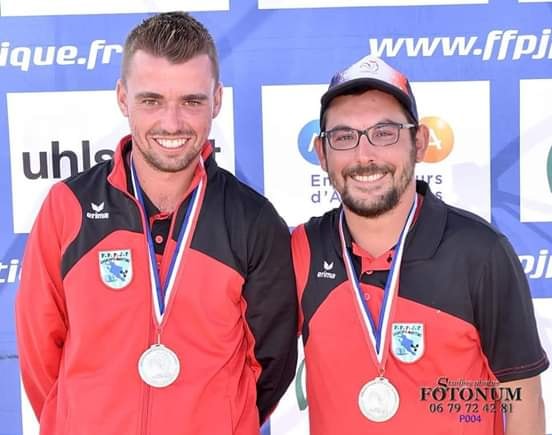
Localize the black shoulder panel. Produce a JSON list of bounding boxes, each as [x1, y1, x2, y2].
[[185, 159, 269, 277], [61, 160, 143, 278], [399, 205, 504, 327]]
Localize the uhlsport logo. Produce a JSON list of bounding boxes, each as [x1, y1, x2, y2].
[[298, 119, 321, 165], [99, 250, 132, 289], [391, 323, 424, 363], [316, 260, 336, 279], [7, 90, 127, 234], [22, 140, 113, 180], [420, 116, 455, 163]]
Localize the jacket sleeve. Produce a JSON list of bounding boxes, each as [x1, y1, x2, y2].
[[15, 183, 71, 419], [242, 201, 298, 423]]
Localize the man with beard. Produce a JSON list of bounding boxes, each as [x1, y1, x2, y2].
[[291, 55, 547, 434], [16, 12, 297, 435]]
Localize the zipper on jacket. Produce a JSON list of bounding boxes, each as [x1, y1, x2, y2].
[[139, 323, 155, 435], [140, 384, 152, 435]]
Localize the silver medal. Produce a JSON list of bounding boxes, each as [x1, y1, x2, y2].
[[358, 377, 400, 422], [138, 344, 180, 388]]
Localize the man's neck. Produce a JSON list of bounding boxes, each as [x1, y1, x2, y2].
[[344, 185, 417, 258], [132, 155, 199, 213]]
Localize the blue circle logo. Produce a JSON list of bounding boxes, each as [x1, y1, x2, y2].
[[297, 119, 321, 166]]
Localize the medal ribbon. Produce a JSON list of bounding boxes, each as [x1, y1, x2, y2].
[[338, 194, 417, 373], [130, 156, 205, 325]]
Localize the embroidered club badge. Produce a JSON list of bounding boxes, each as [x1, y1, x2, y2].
[[99, 249, 132, 289], [391, 323, 424, 363]]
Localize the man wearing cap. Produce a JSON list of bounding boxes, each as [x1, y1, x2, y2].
[[291, 55, 547, 434]]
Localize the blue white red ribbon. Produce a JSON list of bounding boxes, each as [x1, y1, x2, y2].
[[338, 194, 417, 371], [130, 157, 205, 325]]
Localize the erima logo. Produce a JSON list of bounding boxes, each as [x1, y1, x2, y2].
[[86, 202, 109, 219], [317, 260, 336, 279]]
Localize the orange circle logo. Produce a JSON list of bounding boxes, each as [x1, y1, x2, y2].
[[420, 116, 454, 163]]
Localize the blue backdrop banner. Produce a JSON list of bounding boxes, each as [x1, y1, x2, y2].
[[1, 1, 552, 434]]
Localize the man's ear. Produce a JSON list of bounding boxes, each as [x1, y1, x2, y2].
[[116, 79, 129, 117], [212, 82, 223, 118], [314, 135, 328, 172], [414, 124, 429, 162]]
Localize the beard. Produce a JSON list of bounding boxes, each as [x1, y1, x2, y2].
[[330, 147, 416, 218]]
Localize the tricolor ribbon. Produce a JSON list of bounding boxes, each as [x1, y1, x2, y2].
[[130, 157, 205, 325], [338, 194, 418, 372]]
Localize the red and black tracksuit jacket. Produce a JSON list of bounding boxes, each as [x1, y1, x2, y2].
[[292, 181, 548, 435], [16, 136, 298, 435]]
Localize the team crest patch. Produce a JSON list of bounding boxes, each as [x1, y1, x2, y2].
[[99, 250, 132, 289], [391, 323, 424, 363]]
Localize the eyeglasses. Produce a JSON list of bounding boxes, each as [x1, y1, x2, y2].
[[320, 123, 417, 150]]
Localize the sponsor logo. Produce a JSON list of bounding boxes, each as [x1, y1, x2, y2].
[[297, 119, 320, 166], [317, 260, 336, 279], [21, 139, 223, 181], [22, 140, 113, 180], [262, 84, 336, 227], [99, 250, 132, 289], [369, 28, 551, 61], [86, 202, 109, 220], [420, 117, 454, 163], [391, 323, 424, 363], [298, 119, 340, 203]]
